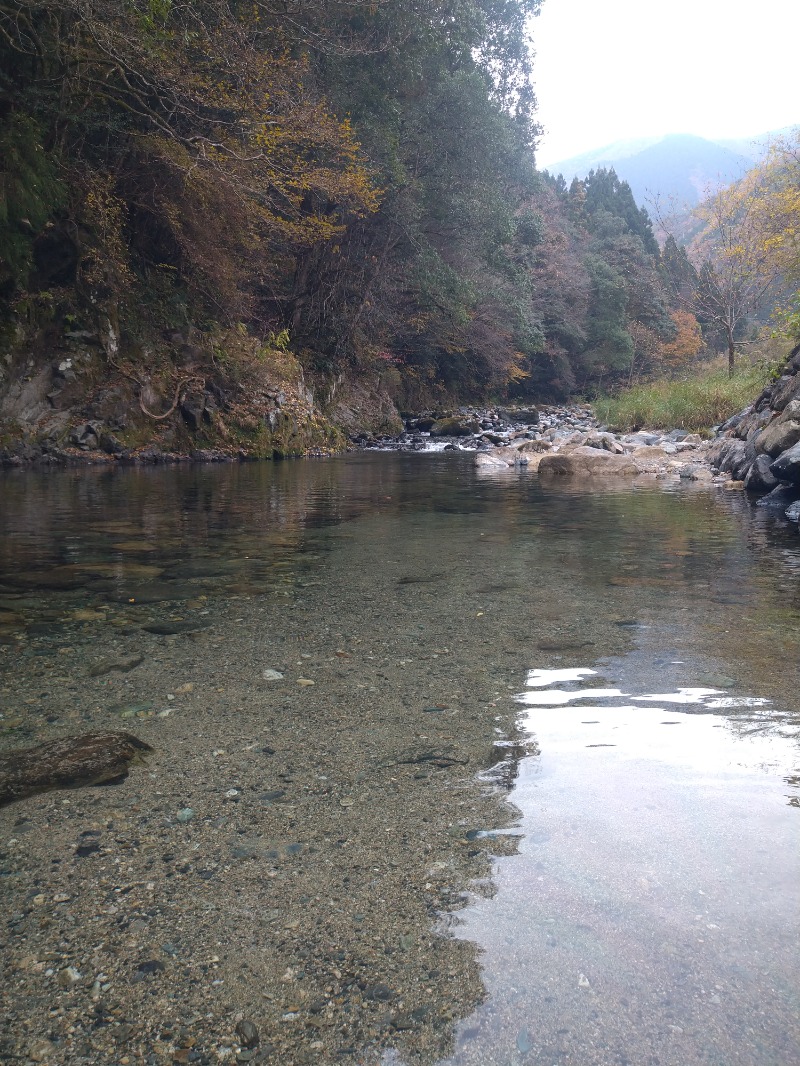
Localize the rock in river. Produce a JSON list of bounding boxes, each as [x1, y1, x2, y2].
[[770, 441, 800, 484], [0, 731, 153, 806], [538, 446, 639, 477]]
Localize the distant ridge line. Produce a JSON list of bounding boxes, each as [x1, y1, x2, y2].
[[542, 129, 790, 209]]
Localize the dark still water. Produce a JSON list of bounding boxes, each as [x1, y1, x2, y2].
[[0, 454, 798, 1066]]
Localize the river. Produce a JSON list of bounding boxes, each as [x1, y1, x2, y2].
[[1, 453, 798, 1065]]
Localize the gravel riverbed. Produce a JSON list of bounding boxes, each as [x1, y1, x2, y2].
[[0, 482, 642, 1066]]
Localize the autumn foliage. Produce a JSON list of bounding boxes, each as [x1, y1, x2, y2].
[[3, 0, 791, 405]]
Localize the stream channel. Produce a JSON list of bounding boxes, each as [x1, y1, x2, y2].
[[1, 452, 799, 1066]]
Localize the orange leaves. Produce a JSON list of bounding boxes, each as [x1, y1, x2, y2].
[[661, 311, 702, 367]]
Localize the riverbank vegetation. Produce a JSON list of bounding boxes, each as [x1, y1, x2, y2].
[[593, 357, 774, 433], [593, 131, 800, 431]]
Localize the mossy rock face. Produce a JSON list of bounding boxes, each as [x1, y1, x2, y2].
[[325, 378, 404, 437], [0, 313, 348, 461], [430, 417, 480, 437], [497, 406, 539, 426], [230, 407, 344, 459]]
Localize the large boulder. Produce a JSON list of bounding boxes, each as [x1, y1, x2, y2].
[[538, 446, 639, 477], [68, 421, 103, 450], [475, 451, 512, 469], [708, 438, 749, 477], [770, 441, 800, 484], [753, 400, 800, 457], [180, 389, 207, 431], [430, 417, 480, 437], [770, 374, 800, 412], [584, 432, 625, 453], [497, 406, 539, 425], [745, 454, 780, 494], [736, 408, 772, 441], [628, 446, 670, 473], [755, 483, 800, 510], [515, 439, 552, 455], [678, 464, 714, 481]]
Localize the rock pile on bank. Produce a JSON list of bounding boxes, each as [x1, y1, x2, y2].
[[707, 344, 800, 529], [457, 405, 713, 481], [361, 402, 718, 481], [475, 423, 712, 479]]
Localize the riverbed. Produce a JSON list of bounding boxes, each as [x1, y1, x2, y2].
[[1, 453, 798, 1065]]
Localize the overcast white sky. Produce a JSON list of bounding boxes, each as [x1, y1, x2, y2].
[[531, 0, 800, 167]]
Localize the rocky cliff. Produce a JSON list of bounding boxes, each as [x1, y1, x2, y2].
[[0, 309, 402, 465], [709, 344, 800, 529]]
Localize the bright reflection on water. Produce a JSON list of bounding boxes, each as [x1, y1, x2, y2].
[[440, 644, 800, 1066], [525, 668, 599, 687]]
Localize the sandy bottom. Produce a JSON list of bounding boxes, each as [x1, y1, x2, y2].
[[1, 456, 798, 1066]]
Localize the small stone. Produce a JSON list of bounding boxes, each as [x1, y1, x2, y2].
[[262, 669, 284, 681], [53, 892, 71, 903], [177, 808, 195, 823], [339, 798, 355, 807], [516, 1028, 533, 1055], [72, 609, 105, 623], [236, 1020, 260, 1048], [578, 973, 591, 988], [75, 841, 101, 857], [57, 966, 82, 989], [296, 678, 315, 686], [29, 1039, 56, 1062], [231, 845, 257, 860], [136, 959, 165, 975], [88, 655, 144, 677]]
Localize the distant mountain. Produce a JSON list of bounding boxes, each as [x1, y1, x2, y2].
[[546, 132, 774, 210]]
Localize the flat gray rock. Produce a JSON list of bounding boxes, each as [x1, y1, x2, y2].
[[538, 446, 639, 477]]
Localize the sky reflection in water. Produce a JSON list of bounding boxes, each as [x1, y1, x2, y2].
[[437, 652, 799, 1066]]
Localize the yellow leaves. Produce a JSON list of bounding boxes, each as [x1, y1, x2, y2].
[[81, 175, 133, 289], [662, 311, 702, 367], [697, 128, 800, 295], [506, 354, 530, 383], [253, 123, 283, 152], [408, 312, 433, 333]]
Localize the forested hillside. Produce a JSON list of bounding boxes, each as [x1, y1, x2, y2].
[[0, 0, 793, 455]]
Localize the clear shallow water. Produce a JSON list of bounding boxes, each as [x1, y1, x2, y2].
[[440, 652, 799, 1066], [1, 453, 799, 1065]]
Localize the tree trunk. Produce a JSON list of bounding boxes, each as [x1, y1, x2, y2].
[[726, 328, 735, 378]]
